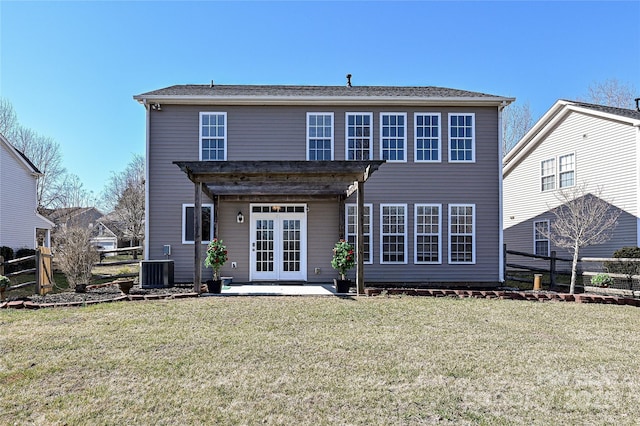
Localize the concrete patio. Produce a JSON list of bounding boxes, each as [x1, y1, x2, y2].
[[204, 283, 347, 296]]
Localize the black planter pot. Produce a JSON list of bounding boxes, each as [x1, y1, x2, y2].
[[207, 279, 223, 294], [334, 279, 351, 293], [75, 284, 87, 293]]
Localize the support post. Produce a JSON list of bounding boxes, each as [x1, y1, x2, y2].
[[356, 180, 365, 295], [338, 195, 346, 239], [550, 250, 557, 290], [194, 181, 203, 293]]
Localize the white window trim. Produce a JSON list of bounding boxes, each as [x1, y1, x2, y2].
[[199, 112, 227, 161], [448, 113, 476, 163], [379, 112, 408, 163], [559, 152, 576, 189], [182, 203, 214, 244], [448, 204, 476, 264], [414, 204, 442, 264], [380, 203, 408, 264], [345, 203, 373, 265], [345, 112, 373, 161], [540, 158, 556, 192], [414, 113, 441, 163], [306, 112, 334, 161], [533, 220, 550, 256]]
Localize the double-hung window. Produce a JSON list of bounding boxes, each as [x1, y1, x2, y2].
[[559, 154, 575, 188], [346, 204, 372, 264], [380, 204, 407, 264], [415, 113, 441, 162], [415, 204, 441, 264], [449, 204, 475, 264], [541, 159, 556, 191], [534, 220, 550, 257], [449, 113, 475, 162], [346, 113, 372, 160], [182, 204, 214, 244], [200, 112, 226, 160], [307, 113, 334, 160], [380, 113, 406, 162]]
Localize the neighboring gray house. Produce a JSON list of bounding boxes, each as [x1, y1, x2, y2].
[[134, 82, 513, 286], [503, 100, 640, 265], [0, 133, 53, 250]]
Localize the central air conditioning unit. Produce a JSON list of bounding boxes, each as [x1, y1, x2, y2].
[[140, 260, 174, 288]]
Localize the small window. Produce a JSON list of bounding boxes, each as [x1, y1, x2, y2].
[[449, 113, 475, 162], [307, 113, 334, 160], [534, 220, 550, 257], [415, 113, 441, 162], [415, 204, 441, 264], [449, 204, 475, 264], [380, 113, 407, 162], [380, 204, 407, 264], [346, 113, 373, 160], [200, 113, 227, 160], [346, 204, 372, 264], [541, 158, 556, 191], [559, 154, 575, 188], [182, 204, 214, 244]]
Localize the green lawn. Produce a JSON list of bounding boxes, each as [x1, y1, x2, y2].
[[1, 296, 639, 425]]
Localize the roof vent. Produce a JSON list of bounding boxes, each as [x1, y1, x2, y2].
[[210, 80, 214, 88], [346, 74, 352, 88], [635, 97, 640, 112]]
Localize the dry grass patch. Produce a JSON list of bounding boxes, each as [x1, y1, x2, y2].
[[1, 296, 639, 425]]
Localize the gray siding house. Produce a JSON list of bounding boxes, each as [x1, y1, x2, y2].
[[503, 100, 640, 266], [134, 83, 513, 287]]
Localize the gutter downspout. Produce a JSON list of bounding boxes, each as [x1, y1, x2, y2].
[[498, 101, 507, 282], [143, 99, 150, 261], [635, 123, 640, 247]]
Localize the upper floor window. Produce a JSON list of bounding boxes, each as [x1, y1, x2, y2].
[[346, 204, 372, 264], [540, 153, 575, 192], [182, 204, 214, 244], [200, 112, 226, 161], [415, 204, 441, 264], [449, 204, 475, 264], [559, 154, 575, 188], [307, 113, 334, 160], [346, 113, 373, 160], [534, 220, 549, 257], [449, 113, 475, 162], [380, 204, 407, 264], [415, 113, 441, 162], [380, 113, 406, 162]]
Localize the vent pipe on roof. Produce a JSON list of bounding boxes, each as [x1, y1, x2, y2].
[[346, 74, 352, 88], [635, 97, 640, 112], [210, 80, 214, 88]]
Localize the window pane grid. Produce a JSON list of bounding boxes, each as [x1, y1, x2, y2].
[[381, 114, 406, 161], [347, 113, 372, 160], [534, 221, 550, 256], [308, 114, 333, 160], [449, 114, 474, 162], [346, 204, 371, 263], [415, 114, 440, 161], [541, 159, 556, 191], [201, 113, 226, 160], [559, 154, 575, 188], [416, 205, 440, 263], [381, 205, 406, 263], [449, 205, 474, 263]]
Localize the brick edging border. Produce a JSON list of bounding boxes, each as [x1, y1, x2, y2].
[[0, 292, 201, 310]]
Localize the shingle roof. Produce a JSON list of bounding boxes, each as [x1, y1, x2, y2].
[[135, 84, 510, 101], [565, 100, 640, 121]]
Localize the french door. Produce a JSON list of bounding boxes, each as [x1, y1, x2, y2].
[[250, 205, 307, 281]]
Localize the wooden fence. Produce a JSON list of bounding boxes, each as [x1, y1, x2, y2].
[[0, 246, 143, 297]]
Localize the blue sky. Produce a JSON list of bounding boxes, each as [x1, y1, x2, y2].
[[1, 1, 639, 198]]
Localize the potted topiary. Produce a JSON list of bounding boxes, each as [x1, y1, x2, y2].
[[331, 239, 355, 293], [0, 274, 10, 301], [204, 238, 228, 293]]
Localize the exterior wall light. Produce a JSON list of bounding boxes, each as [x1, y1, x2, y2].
[[237, 212, 244, 223]]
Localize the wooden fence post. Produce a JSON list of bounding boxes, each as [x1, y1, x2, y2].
[[550, 251, 557, 290], [503, 244, 507, 283], [35, 249, 41, 295], [0, 255, 4, 276]]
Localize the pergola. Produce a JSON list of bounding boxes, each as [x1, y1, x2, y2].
[[174, 160, 385, 294]]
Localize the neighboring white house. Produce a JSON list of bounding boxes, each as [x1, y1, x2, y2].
[[503, 100, 640, 265], [0, 133, 53, 250]]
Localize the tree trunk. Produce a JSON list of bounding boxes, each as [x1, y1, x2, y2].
[[569, 244, 580, 294]]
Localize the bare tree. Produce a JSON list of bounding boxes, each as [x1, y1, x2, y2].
[[581, 78, 637, 109], [52, 173, 96, 209], [502, 101, 534, 155], [101, 154, 145, 248], [0, 98, 18, 141], [11, 126, 66, 208], [53, 225, 99, 291], [542, 184, 620, 294]]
